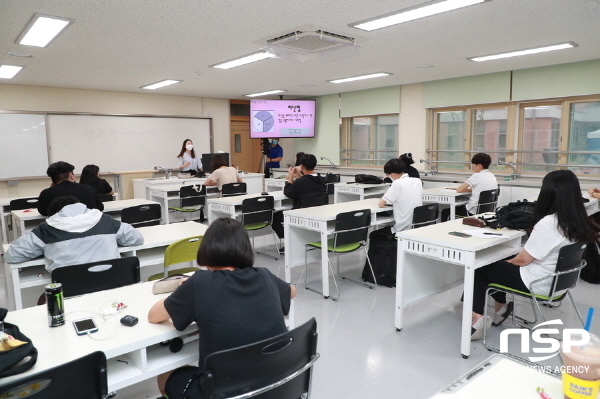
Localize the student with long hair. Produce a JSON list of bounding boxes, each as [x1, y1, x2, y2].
[[79, 165, 114, 195], [177, 139, 202, 175], [399, 153, 420, 179], [203, 154, 242, 190], [148, 218, 296, 398], [470, 170, 596, 340]]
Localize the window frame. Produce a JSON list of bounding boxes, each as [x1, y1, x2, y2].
[[340, 113, 399, 168]]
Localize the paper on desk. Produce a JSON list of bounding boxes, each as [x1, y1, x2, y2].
[[463, 229, 510, 239]]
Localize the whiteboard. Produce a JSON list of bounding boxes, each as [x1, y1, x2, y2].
[[47, 115, 211, 173], [0, 114, 49, 179]]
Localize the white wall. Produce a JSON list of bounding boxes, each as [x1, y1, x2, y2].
[[0, 84, 230, 197]]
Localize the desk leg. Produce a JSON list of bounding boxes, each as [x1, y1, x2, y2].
[[320, 223, 330, 298], [450, 201, 456, 220], [394, 240, 406, 331], [284, 215, 294, 328], [10, 267, 22, 310], [461, 253, 476, 358], [1, 212, 9, 246]]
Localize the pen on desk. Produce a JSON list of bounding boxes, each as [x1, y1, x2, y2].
[[483, 232, 502, 236]]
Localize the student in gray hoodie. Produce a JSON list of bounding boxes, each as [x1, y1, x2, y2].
[[5, 196, 143, 272]]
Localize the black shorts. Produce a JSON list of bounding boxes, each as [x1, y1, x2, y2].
[[165, 366, 203, 399]]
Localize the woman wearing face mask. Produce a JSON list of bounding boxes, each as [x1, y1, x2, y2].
[[176, 139, 202, 175], [266, 138, 283, 169]]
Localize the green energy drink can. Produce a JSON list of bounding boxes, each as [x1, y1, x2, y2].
[[45, 283, 65, 327]]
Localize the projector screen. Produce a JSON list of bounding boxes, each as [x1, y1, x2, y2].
[[250, 100, 316, 139]]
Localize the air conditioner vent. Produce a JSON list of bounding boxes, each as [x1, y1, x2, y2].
[[266, 30, 355, 53]]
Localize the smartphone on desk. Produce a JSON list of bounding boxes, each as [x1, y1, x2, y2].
[[449, 231, 471, 238], [73, 318, 98, 335]]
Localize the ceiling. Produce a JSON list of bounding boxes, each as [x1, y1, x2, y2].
[[1, 0, 599, 100]]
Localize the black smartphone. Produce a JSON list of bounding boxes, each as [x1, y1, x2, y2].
[[73, 318, 98, 335], [449, 231, 471, 238]]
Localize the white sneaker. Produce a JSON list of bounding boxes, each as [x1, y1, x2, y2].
[[471, 315, 492, 341]]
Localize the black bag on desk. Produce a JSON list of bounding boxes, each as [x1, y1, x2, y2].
[[355, 174, 384, 184], [0, 308, 38, 378], [495, 199, 535, 230], [361, 229, 397, 287]]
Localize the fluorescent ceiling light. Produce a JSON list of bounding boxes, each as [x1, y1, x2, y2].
[[210, 51, 276, 70], [468, 42, 577, 62], [328, 72, 391, 84], [351, 0, 487, 31], [16, 13, 73, 47], [0, 65, 24, 79], [141, 79, 182, 90], [245, 89, 287, 97]]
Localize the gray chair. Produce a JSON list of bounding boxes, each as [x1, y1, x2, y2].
[[482, 242, 587, 366], [476, 188, 500, 214], [0, 351, 107, 399], [202, 317, 319, 399], [241, 196, 280, 260], [412, 203, 439, 228], [300, 192, 329, 208], [122, 203, 162, 227], [169, 185, 206, 222], [222, 182, 247, 197]]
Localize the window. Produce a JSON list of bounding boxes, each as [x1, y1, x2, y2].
[[341, 114, 398, 167], [429, 95, 600, 176]]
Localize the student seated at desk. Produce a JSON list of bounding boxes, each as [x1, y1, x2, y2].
[[37, 161, 104, 216], [79, 164, 115, 195], [5, 196, 143, 272], [148, 218, 296, 399], [469, 170, 596, 340], [441, 153, 498, 221], [377, 158, 423, 233], [203, 154, 242, 191], [271, 154, 327, 246]]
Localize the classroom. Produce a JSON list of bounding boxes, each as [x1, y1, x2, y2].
[[1, 1, 600, 398]]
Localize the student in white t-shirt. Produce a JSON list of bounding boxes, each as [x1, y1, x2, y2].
[[442, 153, 498, 220], [468, 170, 596, 341], [204, 154, 243, 191], [378, 158, 423, 233]]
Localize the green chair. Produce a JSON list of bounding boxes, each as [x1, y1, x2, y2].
[[148, 236, 203, 280], [241, 196, 280, 260], [169, 185, 206, 222], [304, 209, 375, 301], [482, 242, 587, 365]]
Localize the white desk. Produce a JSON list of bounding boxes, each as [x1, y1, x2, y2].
[[422, 187, 471, 220], [10, 199, 160, 239], [133, 173, 264, 200], [394, 218, 525, 358], [207, 192, 292, 224], [333, 182, 390, 203], [148, 183, 220, 225], [283, 198, 395, 299], [1, 280, 199, 393], [264, 178, 287, 192], [429, 355, 561, 398], [3, 221, 208, 310]]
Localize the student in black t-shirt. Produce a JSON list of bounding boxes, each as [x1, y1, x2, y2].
[[148, 218, 296, 399], [79, 164, 114, 195]]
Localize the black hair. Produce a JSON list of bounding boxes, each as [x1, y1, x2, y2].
[[399, 153, 415, 166], [299, 154, 317, 171], [48, 196, 80, 217], [79, 165, 105, 193], [471, 153, 492, 169], [197, 218, 254, 269], [533, 170, 596, 243], [211, 154, 227, 171], [46, 161, 75, 185], [383, 158, 406, 175], [176, 138, 196, 159], [295, 152, 305, 167]]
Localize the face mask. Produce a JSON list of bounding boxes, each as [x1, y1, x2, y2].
[[271, 140, 278, 145], [186, 144, 193, 151]]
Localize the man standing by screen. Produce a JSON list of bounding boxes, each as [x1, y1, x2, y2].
[[266, 138, 283, 169]]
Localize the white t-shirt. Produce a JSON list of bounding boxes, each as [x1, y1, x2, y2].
[[464, 169, 498, 214], [520, 214, 575, 295], [208, 166, 240, 190], [381, 174, 423, 233], [178, 152, 202, 172]]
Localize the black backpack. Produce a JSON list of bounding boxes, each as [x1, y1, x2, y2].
[[355, 174, 384, 184], [0, 308, 38, 378], [495, 200, 536, 230]]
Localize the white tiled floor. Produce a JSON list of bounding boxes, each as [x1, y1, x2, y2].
[[2, 234, 599, 398]]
